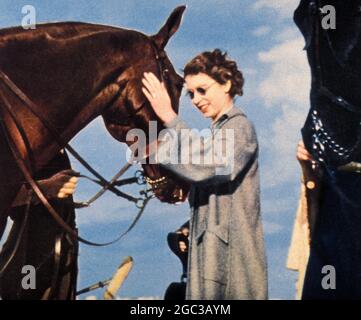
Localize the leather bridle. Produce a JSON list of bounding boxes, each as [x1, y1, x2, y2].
[[0, 39, 177, 250], [116, 41, 172, 125], [0, 45, 172, 241], [0, 31, 183, 299], [0, 66, 157, 284], [120, 41, 175, 188], [0, 70, 146, 247]]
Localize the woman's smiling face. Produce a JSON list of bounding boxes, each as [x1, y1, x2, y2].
[[185, 72, 233, 122]]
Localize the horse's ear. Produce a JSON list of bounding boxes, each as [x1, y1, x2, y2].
[[293, 0, 312, 49], [151, 5, 186, 50]]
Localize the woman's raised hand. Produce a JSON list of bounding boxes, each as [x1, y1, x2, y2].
[[142, 72, 177, 124]]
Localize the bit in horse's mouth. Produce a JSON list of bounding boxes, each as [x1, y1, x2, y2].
[[145, 175, 167, 188], [144, 175, 186, 203]]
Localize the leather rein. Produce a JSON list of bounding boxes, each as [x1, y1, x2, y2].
[[0, 44, 177, 289], [0, 41, 171, 249], [0, 42, 172, 243], [0, 69, 154, 247]]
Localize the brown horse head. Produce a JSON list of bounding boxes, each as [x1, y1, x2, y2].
[[102, 6, 190, 203], [0, 6, 189, 219]]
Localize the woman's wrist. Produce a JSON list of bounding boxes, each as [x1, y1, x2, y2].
[[162, 111, 177, 125]]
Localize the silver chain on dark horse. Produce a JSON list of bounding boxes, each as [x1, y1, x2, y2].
[[308, 0, 361, 166]]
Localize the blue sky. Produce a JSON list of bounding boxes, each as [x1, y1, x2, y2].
[[0, 0, 311, 299]]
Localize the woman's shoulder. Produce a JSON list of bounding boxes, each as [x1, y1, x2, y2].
[[225, 106, 252, 126], [223, 107, 258, 139]]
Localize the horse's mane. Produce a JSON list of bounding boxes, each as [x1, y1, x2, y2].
[[0, 22, 140, 47]]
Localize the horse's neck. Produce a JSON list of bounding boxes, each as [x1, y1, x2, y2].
[[1, 89, 100, 169], [20, 81, 124, 168]]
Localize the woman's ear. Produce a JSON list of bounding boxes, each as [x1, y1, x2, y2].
[[223, 80, 232, 94]]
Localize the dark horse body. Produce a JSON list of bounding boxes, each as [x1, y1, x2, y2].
[[0, 7, 189, 298], [295, 0, 361, 299]]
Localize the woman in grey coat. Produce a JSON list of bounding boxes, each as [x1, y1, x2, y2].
[[142, 49, 268, 300]]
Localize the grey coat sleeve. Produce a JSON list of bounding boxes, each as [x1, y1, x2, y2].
[[156, 115, 258, 185]]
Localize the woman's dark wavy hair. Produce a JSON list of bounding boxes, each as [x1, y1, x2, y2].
[[183, 49, 244, 97]]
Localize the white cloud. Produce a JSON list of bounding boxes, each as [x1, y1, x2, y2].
[[258, 38, 310, 107], [257, 35, 310, 187], [275, 26, 301, 42], [252, 0, 300, 19], [252, 25, 271, 37], [261, 103, 307, 187]]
